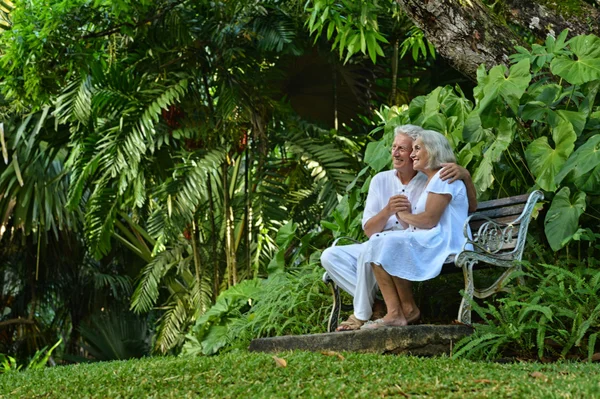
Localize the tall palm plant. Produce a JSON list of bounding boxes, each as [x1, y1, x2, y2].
[[1, 0, 366, 354]]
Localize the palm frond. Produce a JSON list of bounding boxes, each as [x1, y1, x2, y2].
[[153, 295, 191, 354], [252, 6, 299, 54], [147, 147, 227, 245], [84, 178, 118, 258], [130, 243, 187, 314], [286, 134, 355, 193]]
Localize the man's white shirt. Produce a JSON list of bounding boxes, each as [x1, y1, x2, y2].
[[361, 170, 427, 232]]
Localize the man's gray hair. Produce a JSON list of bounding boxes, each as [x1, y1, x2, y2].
[[416, 129, 456, 169], [394, 124, 423, 141]]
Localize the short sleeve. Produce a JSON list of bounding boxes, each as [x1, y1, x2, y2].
[[425, 173, 466, 200], [362, 174, 382, 228]]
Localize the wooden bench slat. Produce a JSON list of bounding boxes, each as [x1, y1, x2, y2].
[[475, 193, 530, 210], [469, 204, 527, 220]]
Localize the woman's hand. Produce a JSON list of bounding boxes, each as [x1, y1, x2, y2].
[[386, 194, 411, 216]]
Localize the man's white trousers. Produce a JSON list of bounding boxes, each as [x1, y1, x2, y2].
[[320, 243, 377, 321]]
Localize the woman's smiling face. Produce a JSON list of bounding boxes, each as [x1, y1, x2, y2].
[[410, 138, 429, 172]]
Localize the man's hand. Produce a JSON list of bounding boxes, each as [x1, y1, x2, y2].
[[386, 194, 411, 215], [440, 163, 470, 183], [440, 162, 478, 213]]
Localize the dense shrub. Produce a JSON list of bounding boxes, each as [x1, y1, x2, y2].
[[181, 264, 330, 355]]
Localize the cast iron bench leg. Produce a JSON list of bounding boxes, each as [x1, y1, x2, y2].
[[323, 272, 341, 332]]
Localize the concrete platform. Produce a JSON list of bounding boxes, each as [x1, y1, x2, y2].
[[248, 324, 473, 356]]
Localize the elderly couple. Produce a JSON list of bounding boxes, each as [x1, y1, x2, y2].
[[321, 124, 477, 330]]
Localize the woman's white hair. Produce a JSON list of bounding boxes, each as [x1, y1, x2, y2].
[[416, 129, 456, 169], [394, 124, 423, 141]]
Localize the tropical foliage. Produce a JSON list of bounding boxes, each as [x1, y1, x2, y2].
[[453, 257, 600, 361], [2, 0, 598, 364], [362, 30, 600, 253], [0, 339, 61, 373], [182, 263, 331, 356], [3, 0, 449, 357]]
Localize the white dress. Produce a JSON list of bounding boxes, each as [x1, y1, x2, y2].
[[360, 170, 469, 281]]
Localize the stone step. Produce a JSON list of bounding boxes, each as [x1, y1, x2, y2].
[[249, 324, 473, 356]]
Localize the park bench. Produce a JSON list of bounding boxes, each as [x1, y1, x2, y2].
[[322, 190, 544, 331]]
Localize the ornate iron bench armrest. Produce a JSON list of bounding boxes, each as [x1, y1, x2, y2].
[[455, 190, 544, 324], [462, 215, 520, 256]]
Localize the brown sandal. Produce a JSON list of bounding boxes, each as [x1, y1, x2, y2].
[[335, 314, 366, 331]]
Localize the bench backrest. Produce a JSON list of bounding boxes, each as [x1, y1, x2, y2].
[[466, 191, 543, 259]]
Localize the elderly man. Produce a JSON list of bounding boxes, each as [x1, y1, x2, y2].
[[321, 124, 477, 331]]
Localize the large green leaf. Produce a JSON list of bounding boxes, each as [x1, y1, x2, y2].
[[478, 59, 532, 114], [440, 85, 473, 124], [364, 140, 390, 172], [520, 97, 586, 136], [573, 164, 600, 195], [555, 110, 586, 136], [267, 221, 298, 275], [544, 187, 586, 251], [525, 120, 576, 191], [555, 134, 600, 185], [421, 113, 447, 133], [472, 117, 515, 193], [551, 35, 600, 85], [462, 111, 484, 143], [520, 84, 564, 122], [274, 220, 297, 247], [408, 95, 427, 124]]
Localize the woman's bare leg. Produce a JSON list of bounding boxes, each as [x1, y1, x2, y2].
[[391, 277, 420, 323], [371, 263, 408, 326]]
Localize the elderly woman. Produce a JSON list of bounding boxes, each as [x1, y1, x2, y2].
[[361, 129, 471, 328]]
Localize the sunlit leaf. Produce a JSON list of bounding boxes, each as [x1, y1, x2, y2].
[[551, 35, 600, 85], [478, 59, 531, 114]]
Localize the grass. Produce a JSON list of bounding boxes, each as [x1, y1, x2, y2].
[[1, 351, 599, 398]]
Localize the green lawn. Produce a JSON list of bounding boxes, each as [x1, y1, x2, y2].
[[1, 351, 599, 398]]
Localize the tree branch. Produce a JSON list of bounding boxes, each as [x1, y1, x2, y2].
[[397, 0, 524, 80], [397, 0, 599, 80], [0, 318, 35, 328], [503, 0, 600, 38]]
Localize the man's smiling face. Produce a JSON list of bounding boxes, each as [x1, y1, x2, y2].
[[391, 133, 414, 173]]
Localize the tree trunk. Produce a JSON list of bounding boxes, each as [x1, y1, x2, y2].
[[207, 175, 219, 301], [396, 0, 599, 80], [503, 0, 600, 38], [222, 162, 238, 287]]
